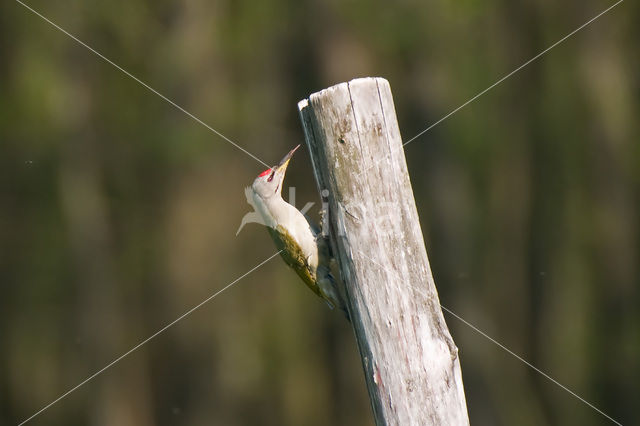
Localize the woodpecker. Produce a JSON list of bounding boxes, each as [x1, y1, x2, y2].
[[247, 145, 347, 318]]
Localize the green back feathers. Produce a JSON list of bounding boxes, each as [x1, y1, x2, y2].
[[267, 225, 324, 300]]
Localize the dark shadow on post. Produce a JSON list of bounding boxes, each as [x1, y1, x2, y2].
[[298, 77, 469, 426]]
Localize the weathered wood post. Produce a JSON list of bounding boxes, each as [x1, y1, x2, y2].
[[298, 77, 469, 425]]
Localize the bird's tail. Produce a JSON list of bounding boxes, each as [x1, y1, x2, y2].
[[321, 271, 350, 322]]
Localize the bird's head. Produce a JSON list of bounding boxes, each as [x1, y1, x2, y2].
[[251, 144, 300, 200]]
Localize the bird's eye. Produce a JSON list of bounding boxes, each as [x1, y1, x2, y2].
[[267, 171, 275, 182]]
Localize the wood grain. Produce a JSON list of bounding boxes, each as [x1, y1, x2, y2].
[[298, 77, 469, 426]]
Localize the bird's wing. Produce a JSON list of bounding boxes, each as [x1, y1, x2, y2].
[[267, 225, 324, 300]]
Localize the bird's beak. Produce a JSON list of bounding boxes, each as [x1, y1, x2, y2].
[[271, 145, 300, 195], [275, 144, 300, 174]]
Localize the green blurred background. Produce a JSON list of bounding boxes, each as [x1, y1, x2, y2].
[[1, 0, 638, 425]]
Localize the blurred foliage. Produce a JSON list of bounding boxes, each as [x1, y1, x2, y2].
[[1, 0, 639, 425]]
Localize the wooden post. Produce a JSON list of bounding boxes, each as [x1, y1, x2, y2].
[[298, 77, 469, 425]]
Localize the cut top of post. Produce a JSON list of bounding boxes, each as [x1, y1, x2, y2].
[[298, 77, 469, 425]]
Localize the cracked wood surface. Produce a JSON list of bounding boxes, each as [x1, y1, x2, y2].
[[298, 77, 469, 426]]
